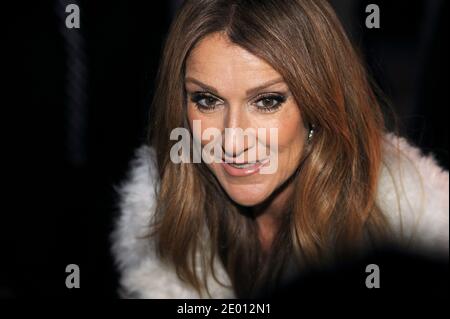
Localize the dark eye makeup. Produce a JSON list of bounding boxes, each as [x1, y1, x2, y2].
[[252, 93, 287, 112], [188, 91, 287, 113], [190, 92, 221, 111]]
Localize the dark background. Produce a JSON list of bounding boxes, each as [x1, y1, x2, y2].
[[2, 0, 448, 298]]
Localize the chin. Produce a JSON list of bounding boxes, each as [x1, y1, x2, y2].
[[230, 196, 262, 207], [225, 186, 271, 207]]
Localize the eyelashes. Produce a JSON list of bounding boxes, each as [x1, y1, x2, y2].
[[253, 93, 287, 112], [190, 92, 222, 111], [189, 91, 287, 113]]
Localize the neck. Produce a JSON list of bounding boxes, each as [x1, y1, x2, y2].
[[252, 180, 294, 253]]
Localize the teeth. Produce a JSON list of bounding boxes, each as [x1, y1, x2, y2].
[[229, 162, 258, 169]]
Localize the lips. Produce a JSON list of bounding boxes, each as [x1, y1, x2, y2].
[[221, 159, 269, 177], [228, 162, 259, 168]]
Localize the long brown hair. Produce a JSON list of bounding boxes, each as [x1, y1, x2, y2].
[[147, 0, 391, 298]]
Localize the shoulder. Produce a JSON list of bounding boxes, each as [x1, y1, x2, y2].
[[111, 146, 158, 273], [111, 146, 199, 298], [376, 133, 449, 257], [111, 145, 234, 298]]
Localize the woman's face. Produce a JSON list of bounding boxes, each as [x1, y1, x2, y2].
[[185, 32, 307, 206]]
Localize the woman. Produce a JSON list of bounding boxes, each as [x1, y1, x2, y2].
[[112, 0, 449, 298]]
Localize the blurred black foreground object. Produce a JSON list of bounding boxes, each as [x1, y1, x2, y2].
[[260, 245, 449, 306]]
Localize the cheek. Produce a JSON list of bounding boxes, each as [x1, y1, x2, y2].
[[276, 104, 305, 165], [187, 107, 222, 145]]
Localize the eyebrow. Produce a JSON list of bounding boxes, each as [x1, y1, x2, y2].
[[184, 77, 286, 97]]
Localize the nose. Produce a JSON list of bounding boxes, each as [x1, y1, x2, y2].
[[222, 105, 253, 159]]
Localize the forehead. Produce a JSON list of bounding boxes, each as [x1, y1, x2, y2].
[[185, 33, 281, 84]]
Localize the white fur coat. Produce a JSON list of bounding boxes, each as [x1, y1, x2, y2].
[[111, 134, 449, 298]]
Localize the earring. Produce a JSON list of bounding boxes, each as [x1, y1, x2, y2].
[[308, 124, 315, 142]]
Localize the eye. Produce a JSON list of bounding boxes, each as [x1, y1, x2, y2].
[[190, 92, 222, 112], [253, 93, 287, 112]]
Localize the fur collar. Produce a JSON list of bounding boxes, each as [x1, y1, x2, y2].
[[111, 133, 449, 298]]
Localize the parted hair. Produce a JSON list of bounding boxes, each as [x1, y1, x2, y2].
[[147, 0, 391, 298]]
